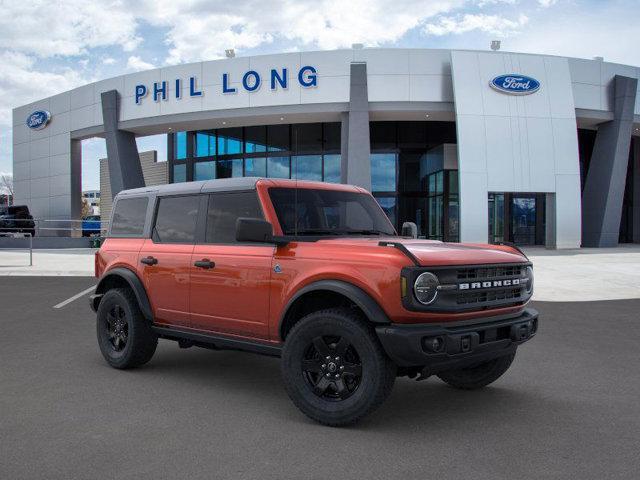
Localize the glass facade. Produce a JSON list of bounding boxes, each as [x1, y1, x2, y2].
[[488, 192, 546, 246], [169, 120, 464, 241], [369, 121, 459, 241], [168, 123, 341, 184]]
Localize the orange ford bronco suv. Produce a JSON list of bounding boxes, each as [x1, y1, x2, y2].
[[91, 177, 537, 426]]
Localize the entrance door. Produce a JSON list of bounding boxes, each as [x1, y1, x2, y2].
[[510, 195, 537, 245]]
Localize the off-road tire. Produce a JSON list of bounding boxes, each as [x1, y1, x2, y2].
[[281, 308, 396, 427], [437, 352, 516, 390], [96, 288, 158, 369]]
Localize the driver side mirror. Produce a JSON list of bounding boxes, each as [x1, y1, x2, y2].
[[236, 217, 289, 245], [401, 221, 418, 238], [236, 218, 273, 243]]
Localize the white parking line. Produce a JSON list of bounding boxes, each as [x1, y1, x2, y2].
[[53, 285, 96, 309]]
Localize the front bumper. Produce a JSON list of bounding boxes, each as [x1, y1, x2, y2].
[[376, 308, 538, 372]]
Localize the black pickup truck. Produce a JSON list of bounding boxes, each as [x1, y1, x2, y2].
[[0, 205, 36, 237]]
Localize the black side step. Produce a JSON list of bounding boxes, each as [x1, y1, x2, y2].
[[152, 326, 282, 357]]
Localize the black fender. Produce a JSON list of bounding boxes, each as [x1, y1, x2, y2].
[[93, 267, 154, 322], [280, 280, 391, 338]]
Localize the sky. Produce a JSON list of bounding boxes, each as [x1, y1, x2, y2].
[[0, 0, 639, 191]]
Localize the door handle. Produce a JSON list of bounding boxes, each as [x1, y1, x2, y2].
[[140, 256, 158, 266], [194, 259, 215, 269]]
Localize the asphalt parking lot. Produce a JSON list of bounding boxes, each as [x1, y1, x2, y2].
[[1, 277, 639, 480]]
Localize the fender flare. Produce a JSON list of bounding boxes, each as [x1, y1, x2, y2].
[[280, 279, 390, 338], [95, 267, 153, 322]]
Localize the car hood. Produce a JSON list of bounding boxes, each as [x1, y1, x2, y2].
[[316, 237, 528, 266]]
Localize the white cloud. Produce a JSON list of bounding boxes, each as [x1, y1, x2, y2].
[[102, 57, 116, 65], [0, 0, 141, 57], [126, 55, 156, 72], [0, 51, 86, 125], [507, 10, 640, 66], [134, 0, 465, 64], [538, 0, 558, 7], [424, 13, 529, 36]]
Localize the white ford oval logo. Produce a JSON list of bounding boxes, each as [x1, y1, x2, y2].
[[490, 74, 540, 95], [26, 110, 52, 130]]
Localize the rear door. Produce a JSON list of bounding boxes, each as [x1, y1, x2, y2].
[[189, 191, 273, 339], [139, 194, 201, 327]]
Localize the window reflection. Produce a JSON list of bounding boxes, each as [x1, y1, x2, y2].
[[175, 132, 187, 160], [169, 123, 340, 183], [323, 154, 341, 183], [292, 155, 322, 181], [217, 159, 243, 178], [217, 128, 243, 155], [195, 131, 215, 157], [194, 161, 215, 181], [245, 126, 267, 153], [371, 153, 397, 192], [173, 163, 186, 182], [245, 157, 266, 177], [267, 157, 290, 178]]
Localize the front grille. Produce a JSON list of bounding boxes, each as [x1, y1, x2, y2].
[[402, 262, 532, 313], [457, 265, 523, 280], [457, 287, 523, 305]]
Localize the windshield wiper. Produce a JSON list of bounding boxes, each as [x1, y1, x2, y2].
[[286, 228, 389, 236], [341, 229, 387, 236], [286, 228, 344, 236]]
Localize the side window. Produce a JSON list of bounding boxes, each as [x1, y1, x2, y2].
[[110, 197, 148, 236], [153, 195, 200, 244], [206, 192, 263, 244]]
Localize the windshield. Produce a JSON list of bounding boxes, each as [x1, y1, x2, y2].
[[268, 188, 396, 237]]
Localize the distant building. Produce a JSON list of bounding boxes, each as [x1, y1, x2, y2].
[[0, 193, 12, 208], [99, 150, 168, 222], [82, 189, 100, 215], [11, 48, 640, 247]]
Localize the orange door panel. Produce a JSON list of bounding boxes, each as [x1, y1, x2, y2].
[[189, 244, 273, 339], [139, 239, 194, 326]]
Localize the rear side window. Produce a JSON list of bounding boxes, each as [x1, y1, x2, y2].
[[153, 195, 200, 244], [206, 192, 263, 244], [110, 197, 148, 236]]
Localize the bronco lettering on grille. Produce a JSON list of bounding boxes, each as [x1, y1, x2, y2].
[[459, 279, 521, 290]]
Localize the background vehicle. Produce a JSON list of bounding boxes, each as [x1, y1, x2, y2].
[[82, 215, 102, 237], [91, 178, 537, 426], [0, 205, 35, 237]]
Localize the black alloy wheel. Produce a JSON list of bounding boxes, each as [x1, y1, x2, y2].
[[96, 288, 158, 369], [302, 335, 363, 401], [105, 304, 129, 352], [281, 308, 396, 426]]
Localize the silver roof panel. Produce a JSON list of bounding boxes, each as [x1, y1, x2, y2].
[[116, 177, 262, 199]]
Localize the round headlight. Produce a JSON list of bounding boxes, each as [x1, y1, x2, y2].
[[525, 266, 534, 295], [414, 272, 440, 305]]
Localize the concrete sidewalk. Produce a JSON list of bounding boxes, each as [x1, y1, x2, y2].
[[0, 245, 639, 301], [0, 248, 96, 277]]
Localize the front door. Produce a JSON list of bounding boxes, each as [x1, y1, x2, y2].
[[189, 191, 273, 340], [139, 194, 200, 326], [510, 195, 537, 245]]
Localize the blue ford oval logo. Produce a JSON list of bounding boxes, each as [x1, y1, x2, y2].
[[490, 74, 540, 95], [26, 110, 51, 130]]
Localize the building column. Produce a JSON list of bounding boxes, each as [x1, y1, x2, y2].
[[341, 62, 371, 191], [582, 75, 638, 247], [101, 90, 145, 198], [633, 138, 640, 243]]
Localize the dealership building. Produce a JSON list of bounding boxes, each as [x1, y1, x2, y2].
[[11, 48, 640, 248]]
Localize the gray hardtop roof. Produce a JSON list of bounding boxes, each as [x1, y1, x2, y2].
[[116, 177, 262, 198]]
